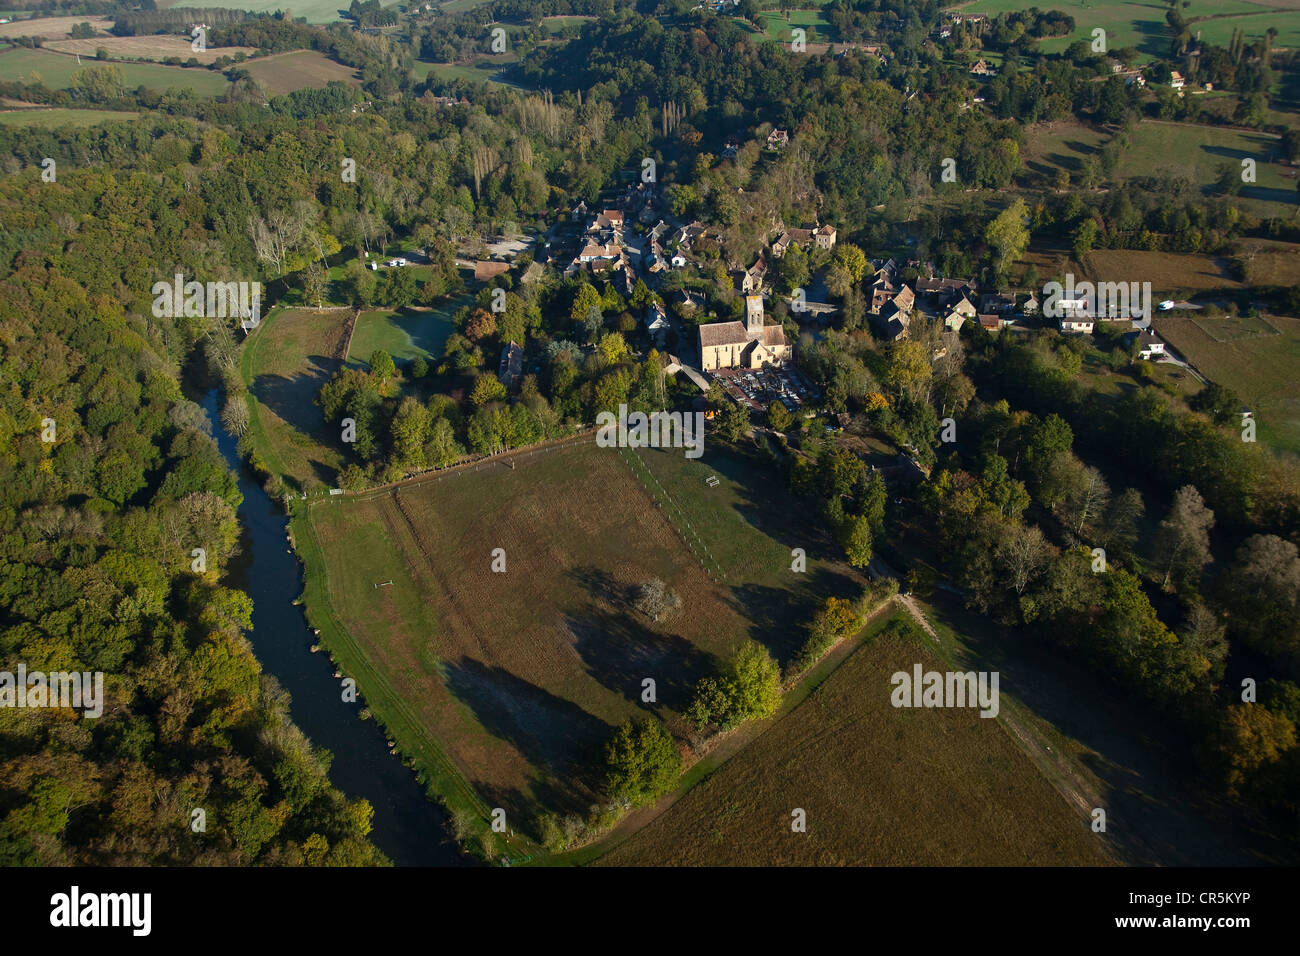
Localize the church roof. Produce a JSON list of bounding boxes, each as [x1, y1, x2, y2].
[[698, 321, 787, 349]]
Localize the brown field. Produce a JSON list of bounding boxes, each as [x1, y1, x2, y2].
[[598, 612, 1112, 866], [1013, 246, 1079, 284], [241, 49, 361, 96], [302, 439, 866, 837], [43, 36, 256, 64], [1080, 249, 1241, 294], [242, 307, 352, 490], [1155, 313, 1300, 455], [1232, 238, 1300, 286], [0, 15, 114, 39]]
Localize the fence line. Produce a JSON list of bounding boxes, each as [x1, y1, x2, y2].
[[618, 447, 726, 581]]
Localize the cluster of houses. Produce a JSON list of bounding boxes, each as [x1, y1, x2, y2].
[[692, 222, 838, 371], [858, 258, 1170, 358]]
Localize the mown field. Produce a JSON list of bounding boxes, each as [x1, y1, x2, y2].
[[241, 49, 361, 96], [539, 15, 594, 34], [0, 106, 138, 126], [0, 14, 114, 38], [298, 439, 867, 845], [1155, 313, 1300, 455], [44, 36, 256, 64], [241, 307, 352, 491], [0, 46, 231, 95], [1079, 248, 1241, 294], [413, 54, 520, 87], [599, 609, 1112, 866], [754, 9, 835, 45], [347, 303, 461, 366], [440, 0, 495, 12]]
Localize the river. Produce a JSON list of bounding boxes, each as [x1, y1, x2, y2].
[[202, 389, 462, 866]]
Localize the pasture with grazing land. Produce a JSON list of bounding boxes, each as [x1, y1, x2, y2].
[[0, 47, 231, 96], [1232, 238, 1300, 287], [1155, 313, 1300, 456], [413, 53, 521, 88], [295, 439, 867, 845], [153, 0, 349, 23], [347, 303, 461, 367], [752, 8, 836, 45], [599, 610, 1113, 866], [0, 15, 114, 39], [240, 50, 361, 96], [951, 0, 1300, 60], [241, 307, 354, 491], [0, 106, 138, 127], [1020, 118, 1110, 184], [1113, 122, 1298, 218]]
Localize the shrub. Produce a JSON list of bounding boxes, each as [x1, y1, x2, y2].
[[603, 717, 681, 807], [686, 640, 782, 730]]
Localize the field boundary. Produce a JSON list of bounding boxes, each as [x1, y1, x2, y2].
[[292, 497, 536, 862], [350, 427, 600, 499], [338, 307, 359, 362], [618, 446, 727, 580], [544, 600, 910, 866], [238, 305, 293, 482]]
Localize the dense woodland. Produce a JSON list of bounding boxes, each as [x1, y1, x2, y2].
[[1, 0, 1299, 861]]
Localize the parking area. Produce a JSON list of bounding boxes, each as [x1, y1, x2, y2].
[[710, 364, 816, 412]]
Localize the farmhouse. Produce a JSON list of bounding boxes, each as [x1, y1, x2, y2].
[[771, 228, 812, 257], [590, 209, 625, 233], [699, 295, 790, 371], [873, 286, 915, 340], [944, 295, 977, 331], [812, 224, 837, 250], [1128, 329, 1166, 359]]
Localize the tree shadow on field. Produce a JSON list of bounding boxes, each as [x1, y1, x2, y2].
[[567, 565, 634, 611], [475, 776, 595, 839], [442, 658, 610, 806], [1062, 138, 1099, 158], [251, 353, 339, 439], [564, 610, 715, 714], [926, 593, 1291, 866], [1133, 19, 1172, 60], [727, 565, 858, 665], [1239, 185, 1300, 206]]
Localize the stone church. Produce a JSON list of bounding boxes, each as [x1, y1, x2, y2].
[[698, 295, 790, 371]]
